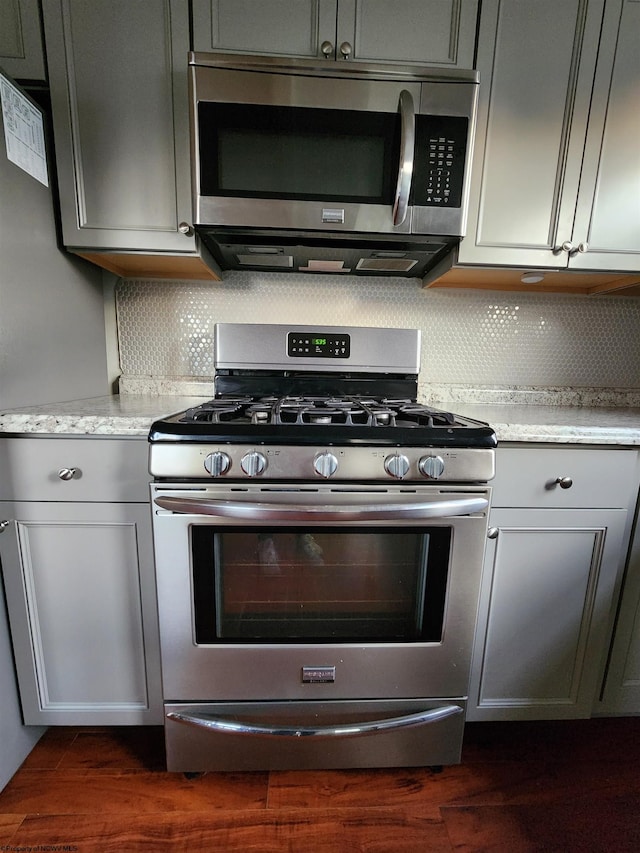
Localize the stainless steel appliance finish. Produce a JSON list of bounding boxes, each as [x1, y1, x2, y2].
[[149, 324, 495, 771], [189, 54, 479, 277]]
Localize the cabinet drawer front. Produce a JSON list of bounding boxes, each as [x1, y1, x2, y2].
[[491, 447, 639, 509], [0, 438, 149, 502]]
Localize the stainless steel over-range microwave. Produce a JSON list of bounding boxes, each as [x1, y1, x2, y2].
[[189, 53, 479, 277]]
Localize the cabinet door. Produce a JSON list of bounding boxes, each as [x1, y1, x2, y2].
[[191, 0, 338, 58], [458, 0, 604, 269], [468, 507, 628, 721], [42, 0, 195, 252], [0, 0, 45, 81], [570, 0, 640, 272], [0, 501, 162, 724], [336, 0, 477, 67], [598, 515, 640, 714]]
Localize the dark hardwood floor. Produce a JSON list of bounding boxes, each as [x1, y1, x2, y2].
[[1, 718, 639, 851]]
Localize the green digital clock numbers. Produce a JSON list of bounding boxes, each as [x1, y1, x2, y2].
[[287, 332, 350, 358]]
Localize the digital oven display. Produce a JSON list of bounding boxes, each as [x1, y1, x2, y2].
[[288, 332, 351, 358]]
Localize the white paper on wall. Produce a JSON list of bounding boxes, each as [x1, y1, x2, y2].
[[0, 71, 48, 187]]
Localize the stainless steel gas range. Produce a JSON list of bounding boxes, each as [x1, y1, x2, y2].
[[148, 324, 496, 772]]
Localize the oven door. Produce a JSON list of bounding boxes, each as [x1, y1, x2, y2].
[[151, 483, 490, 702]]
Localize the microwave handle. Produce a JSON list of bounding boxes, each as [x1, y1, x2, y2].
[[154, 495, 488, 521], [392, 90, 415, 227]]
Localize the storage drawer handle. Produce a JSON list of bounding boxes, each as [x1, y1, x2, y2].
[[58, 467, 78, 481], [554, 476, 573, 489], [167, 704, 463, 739]]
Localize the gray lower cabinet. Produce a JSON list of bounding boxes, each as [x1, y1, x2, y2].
[[41, 0, 196, 258], [191, 0, 478, 67], [468, 446, 640, 721], [598, 511, 640, 714], [0, 0, 45, 81], [0, 438, 162, 725], [457, 0, 640, 274]]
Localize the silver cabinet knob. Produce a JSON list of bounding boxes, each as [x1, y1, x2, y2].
[[58, 467, 78, 481], [241, 450, 267, 477], [555, 476, 573, 489], [320, 40, 334, 57], [487, 527, 499, 539], [339, 41, 353, 59], [204, 451, 231, 477], [419, 455, 445, 480], [384, 453, 410, 479], [178, 222, 194, 236], [314, 451, 338, 478], [568, 242, 588, 257], [0, 520, 10, 533], [553, 240, 588, 257]]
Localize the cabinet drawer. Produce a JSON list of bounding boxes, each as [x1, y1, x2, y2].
[[491, 447, 640, 509], [0, 437, 149, 502]]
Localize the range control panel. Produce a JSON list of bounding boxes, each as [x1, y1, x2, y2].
[[288, 332, 351, 359]]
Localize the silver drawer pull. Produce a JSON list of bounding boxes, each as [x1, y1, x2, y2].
[[58, 467, 78, 481], [167, 704, 463, 739], [0, 520, 10, 533], [554, 476, 573, 489]]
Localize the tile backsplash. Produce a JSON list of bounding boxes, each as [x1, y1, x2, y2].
[[115, 273, 640, 390]]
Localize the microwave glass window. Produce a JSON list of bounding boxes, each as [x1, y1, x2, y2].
[[198, 103, 400, 204], [191, 526, 451, 644]]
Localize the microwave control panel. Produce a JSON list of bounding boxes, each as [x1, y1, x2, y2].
[[412, 116, 469, 208]]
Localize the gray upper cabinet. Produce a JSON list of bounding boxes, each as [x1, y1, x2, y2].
[[41, 0, 196, 256], [571, 0, 640, 272], [458, 0, 640, 274], [191, 0, 478, 68], [0, 0, 45, 81]]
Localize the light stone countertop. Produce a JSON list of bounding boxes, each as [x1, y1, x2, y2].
[[0, 394, 639, 445], [428, 401, 640, 446], [0, 395, 206, 437]]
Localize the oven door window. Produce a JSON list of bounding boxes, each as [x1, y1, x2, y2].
[[191, 526, 451, 643], [198, 103, 400, 204]]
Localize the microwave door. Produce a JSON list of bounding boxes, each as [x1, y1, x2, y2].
[[196, 103, 405, 232]]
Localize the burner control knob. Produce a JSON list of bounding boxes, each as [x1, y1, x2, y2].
[[203, 451, 231, 477], [419, 455, 445, 480], [241, 450, 267, 477], [384, 453, 410, 479], [314, 451, 338, 478]]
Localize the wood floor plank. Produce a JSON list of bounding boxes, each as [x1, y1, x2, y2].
[[57, 727, 166, 771], [8, 808, 453, 853], [0, 814, 25, 843], [19, 726, 79, 770], [0, 770, 269, 814], [441, 795, 640, 852], [268, 757, 640, 811], [463, 718, 640, 764], [267, 763, 548, 811]]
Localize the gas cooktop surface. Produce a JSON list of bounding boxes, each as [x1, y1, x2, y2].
[[149, 396, 497, 449]]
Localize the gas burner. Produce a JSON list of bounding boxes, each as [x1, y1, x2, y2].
[[181, 398, 254, 424]]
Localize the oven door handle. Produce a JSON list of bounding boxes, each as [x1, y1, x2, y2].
[[167, 704, 463, 739], [392, 89, 415, 227], [153, 495, 488, 521]]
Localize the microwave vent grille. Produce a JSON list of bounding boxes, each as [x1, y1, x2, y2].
[[356, 258, 419, 272]]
